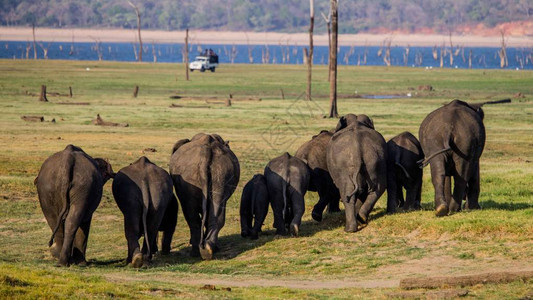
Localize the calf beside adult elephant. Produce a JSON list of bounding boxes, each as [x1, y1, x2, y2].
[[327, 114, 387, 232], [240, 174, 269, 240], [386, 132, 424, 213], [295, 130, 340, 222], [35, 145, 114, 266], [112, 156, 177, 268], [264, 152, 311, 237], [419, 99, 486, 216], [170, 133, 240, 260]]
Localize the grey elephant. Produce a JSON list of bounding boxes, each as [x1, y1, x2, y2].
[[169, 133, 240, 260], [240, 174, 269, 240], [419, 99, 485, 216], [295, 130, 340, 222], [112, 156, 177, 268], [326, 114, 387, 232], [35, 144, 114, 266], [386, 132, 424, 213], [264, 152, 311, 237]]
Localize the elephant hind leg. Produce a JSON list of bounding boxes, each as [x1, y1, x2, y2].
[[72, 219, 92, 266], [343, 194, 357, 232], [465, 162, 481, 210], [430, 159, 449, 217]]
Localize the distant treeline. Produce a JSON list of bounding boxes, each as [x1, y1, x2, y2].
[[1, 0, 531, 33]]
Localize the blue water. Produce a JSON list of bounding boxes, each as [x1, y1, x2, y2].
[[1, 41, 532, 70]]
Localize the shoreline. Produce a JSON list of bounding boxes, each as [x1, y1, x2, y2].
[[1, 27, 532, 48]]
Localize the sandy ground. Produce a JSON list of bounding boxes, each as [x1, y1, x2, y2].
[[1, 27, 532, 48]]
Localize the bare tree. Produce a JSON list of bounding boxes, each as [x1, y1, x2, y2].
[[321, 7, 332, 82], [128, 1, 142, 62], [32, 23, 37, 60], [498, 30, 508, 68], [90, 37, 103, 61], [306, 0, 314, 100], [185, 28, 189, 81], [328, 0, 338, 118], [38, 42, 50, 60]]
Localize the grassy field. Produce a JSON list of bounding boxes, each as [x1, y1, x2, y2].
[[0, 60, 532, 299]]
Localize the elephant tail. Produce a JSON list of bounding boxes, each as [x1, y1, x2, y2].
[[417, 147, 451, 168], [140, 179, 152, 257], [48, 155, 75, 247], [395, 163, 412, 181], [346, 165, 363, 202], [199, 148, 213, 249], [394, 147, 412, 180], [282, 153, 291, 222]]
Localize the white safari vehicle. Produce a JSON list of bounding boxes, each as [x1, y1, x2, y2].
[[189, 49, 219, 72]]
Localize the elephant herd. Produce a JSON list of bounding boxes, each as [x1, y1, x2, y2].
[[35, 99, 488, 267]]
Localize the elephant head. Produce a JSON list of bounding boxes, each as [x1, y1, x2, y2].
[[94, 158, 115, 183], [335, 114, 375, 132]]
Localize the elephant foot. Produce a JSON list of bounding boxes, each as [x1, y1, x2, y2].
[[56, 257, 70, 267], [290, 223, 299, 237], [435, 204, 449, 217], [356, 213, 367, 225], [131, 252, 143, 268], [161, 247, 171, 255], [311, 210, 323, 222], [464, 202, 481, 210], [49, 242, 61, 258], [344, 222, 357, 233], [190, 246, 200, 257], [200, 243, 213, 260]]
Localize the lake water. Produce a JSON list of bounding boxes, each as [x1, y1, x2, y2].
[[1, 41, 531, 70]]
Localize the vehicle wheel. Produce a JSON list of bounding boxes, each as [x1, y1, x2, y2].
[[200, 67, 205, 72], [210, 67, 215, 72], [190, 69, 194, 72]]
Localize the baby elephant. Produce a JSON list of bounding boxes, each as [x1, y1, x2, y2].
[[386, 132, 424, 213], [264, 152, 311, 237], [240, 174, 269, 240], [112, 156, 177, 268]]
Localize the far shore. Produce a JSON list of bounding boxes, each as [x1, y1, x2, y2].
[[0, 27, 532, 48]]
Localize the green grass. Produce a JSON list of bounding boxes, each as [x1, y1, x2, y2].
[[0, 60, 532, 298]]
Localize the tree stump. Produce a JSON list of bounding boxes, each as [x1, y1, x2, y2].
[[225, 99, 232, 107], [39, 85, 48, 102], [133, 85, 139, 98], [69, 86, 73, 98]]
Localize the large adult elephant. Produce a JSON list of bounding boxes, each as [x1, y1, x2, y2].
[[35, 144, 114, 266], [326, 114, 387, 232], [386, 132, 424, 213], [419, 99, 485, 216], [169, 133, 240, 260], [295, 130, 340, 222], [112, 156, 177, 268], [264, 152, 311, 237]]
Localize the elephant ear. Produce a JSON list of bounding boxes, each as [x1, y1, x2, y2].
[[334, 116, 347, 132], [357, 114, 375, 129], [94, 158, 115, 182], [172, 139, 190, 154]]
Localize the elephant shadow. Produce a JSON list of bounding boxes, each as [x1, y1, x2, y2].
[[480, 199, 533, 211]]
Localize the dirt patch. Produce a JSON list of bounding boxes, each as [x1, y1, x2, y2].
[[103, 272, 398, 289], [400, 270, 533, 289]]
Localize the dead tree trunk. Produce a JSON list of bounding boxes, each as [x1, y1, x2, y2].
[[328, 0, 338, 118], [69, 86, 73, 97], [499, 30, 508, 68], [306, 0, 314, 101], [128, 1, 142, 62], [32, 23, 37, 60], [39, 85, 48, 102], [133, 85, 139, 98], [185, 28, 189, 81], [321, 9, 332, 82]]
